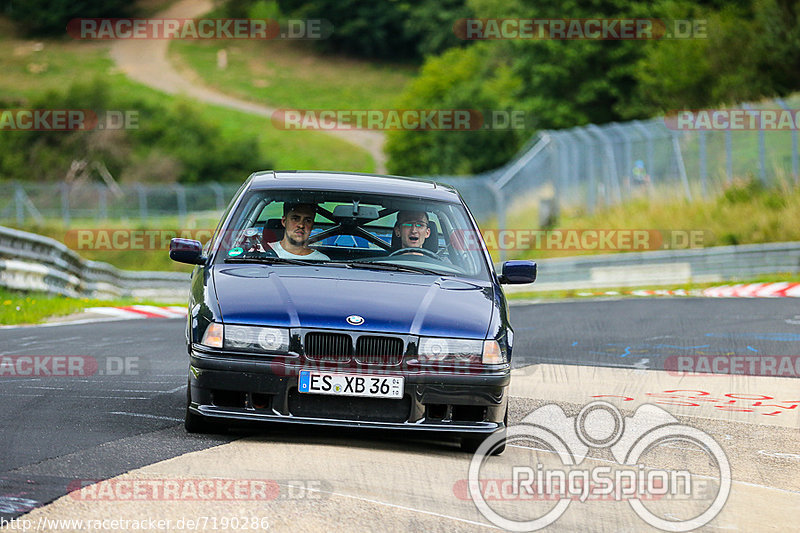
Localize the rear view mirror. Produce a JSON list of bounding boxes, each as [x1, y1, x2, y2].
[[499, 260, 537, 284], [331, 204, 379, 223], [170, 238, 206, 265]]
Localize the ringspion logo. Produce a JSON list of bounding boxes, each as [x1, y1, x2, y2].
[[467, 402, 730, 531]]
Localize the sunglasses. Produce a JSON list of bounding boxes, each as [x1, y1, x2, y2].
[[399, 222, 428, 229]]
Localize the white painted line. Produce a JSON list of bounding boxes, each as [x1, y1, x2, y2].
[[273, 482, 501, 530], [23, 386, 180, 393], [110, 412, 183, 422], [0, 393, 152, 399], [757, 450, 800, 460], [20, 381, 186, 394]]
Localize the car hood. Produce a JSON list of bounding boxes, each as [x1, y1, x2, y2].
[[213, 265, 494, 338]]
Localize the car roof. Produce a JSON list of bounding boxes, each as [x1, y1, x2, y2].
[[247, 170, 462, 202]]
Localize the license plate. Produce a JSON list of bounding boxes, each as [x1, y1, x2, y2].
[[298, 371, 404, 399]]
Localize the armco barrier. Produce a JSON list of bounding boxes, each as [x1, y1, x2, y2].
[[504, 241, 800, 292], [0, 225, 188, 300], [2, 225, 798, 298]]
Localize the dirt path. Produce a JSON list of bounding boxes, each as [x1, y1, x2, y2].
[[109, 0, 386, 172]]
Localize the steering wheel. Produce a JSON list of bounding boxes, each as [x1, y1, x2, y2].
[[389, 247, 439, 259]]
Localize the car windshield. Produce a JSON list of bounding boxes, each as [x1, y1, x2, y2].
[[212, 189, 491, 281]]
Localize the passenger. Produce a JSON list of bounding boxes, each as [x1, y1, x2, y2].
[[268, 203, 330, 260], [393, 210, 431, 255]]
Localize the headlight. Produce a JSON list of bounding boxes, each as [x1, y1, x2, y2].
[[200, 322, 290, 353], [417, 337, 505, 365], [224, 325, 290, 353]]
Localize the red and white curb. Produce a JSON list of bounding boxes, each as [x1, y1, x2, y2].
[[85, 305, 188, 319], [702, 282, 800, 298], [571, 282, 800, 298]]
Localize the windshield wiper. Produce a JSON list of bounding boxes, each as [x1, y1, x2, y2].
[[347, 260, 443, 275], [224, 256, 317, 266]]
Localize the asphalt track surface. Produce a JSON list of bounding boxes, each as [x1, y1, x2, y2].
[[1, 298, 798, 531]]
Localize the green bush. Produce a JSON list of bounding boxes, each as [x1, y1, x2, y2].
[[0, 79, 271, 183], [386, 45, 529, 175], [4, 0, 134, 36], [275, 0, 471, 60]]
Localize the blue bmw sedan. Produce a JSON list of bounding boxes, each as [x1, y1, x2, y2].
[[170, 171, 536, 453]]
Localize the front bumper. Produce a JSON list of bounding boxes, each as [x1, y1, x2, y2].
[[188, 347, 510, 434]]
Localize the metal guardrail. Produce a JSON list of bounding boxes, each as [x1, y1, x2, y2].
[[2, 225, 798, 300], [0, 225, 189, 301], [504, 241, 800, 292]]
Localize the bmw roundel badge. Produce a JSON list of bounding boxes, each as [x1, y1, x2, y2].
[[346, 315, 365, 326]]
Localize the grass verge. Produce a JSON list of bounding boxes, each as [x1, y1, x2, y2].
[[169, 38, 415, 111], [0, 288, 180, 326], [0, 17, 373, 172], [486, 179, 800, 262]]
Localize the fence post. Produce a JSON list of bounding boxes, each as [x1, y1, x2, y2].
[[485, 179, 505, 263], [137, 184, 148, 221], [610, 123, 632, 199], [777, 98, 798, 185], [743, 103, 766, 184], [61, 182, 70, 227], [574, 129, 596, 213], [672, 133, 693, 201], [209, 182, 225, 211], [15, 183, 24, 225], [97, 185, 108, 221], [725, 129, 733, 183], [698, 130, 707, 197], [632, 120, 656, 198], [174, 184, 187, 227], [588, 124, 622, 205]]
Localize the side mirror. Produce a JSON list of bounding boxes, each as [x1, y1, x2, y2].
[[170, 238, 206, 265], [499, 260, 537, 284]]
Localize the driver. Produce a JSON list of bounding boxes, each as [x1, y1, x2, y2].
[[393, 210, 431, 255], [267, 203, 330, 260]]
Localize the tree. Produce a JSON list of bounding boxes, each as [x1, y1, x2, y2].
[[7, 0, 134, 36]]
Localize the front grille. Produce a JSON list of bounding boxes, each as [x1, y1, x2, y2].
[[304, 332, 352, 362], [355, 336, 404, 365], [288, 388, 411, 422]]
